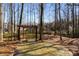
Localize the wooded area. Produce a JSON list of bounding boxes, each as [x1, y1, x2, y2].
[[0, 3, 79, 56]]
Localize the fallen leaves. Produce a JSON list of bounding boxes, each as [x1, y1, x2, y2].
[[0, 46, 14, 56], [16, 42, 73, 56]]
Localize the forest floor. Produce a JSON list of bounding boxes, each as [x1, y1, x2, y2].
[[0, 35, 79, 56], [43, 35, 79, 56]]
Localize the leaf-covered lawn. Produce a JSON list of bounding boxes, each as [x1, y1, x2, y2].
[[0, 46, 14, 56], [15, 41, 73, 56], [0, 38, 73, 56]]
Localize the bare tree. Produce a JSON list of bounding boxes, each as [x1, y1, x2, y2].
[[66, 4, 70, 36], [74, 4, 77, 37], [17, 3, 24, 41], [13, 4, 16, 40], [39, 3, 43, 41], [0, 3, 3, 42], [71, 3, 75, 38], [78, 5, 79, 37], [9, 3, 14, 40], [54, 3, 57, 35], [58, 3, 62, 41]]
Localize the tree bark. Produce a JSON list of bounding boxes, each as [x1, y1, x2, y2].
[[72, 4, 75, 38], [39, 3, 43, 41], [58, 3, 62, 41], [66, 4, 69, 36], [0, 3, 3, 42], [17, 3, 24, 41], [54, 3, 57, 35]]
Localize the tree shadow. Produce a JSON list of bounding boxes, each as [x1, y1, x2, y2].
[[21, 45, 53, 55]]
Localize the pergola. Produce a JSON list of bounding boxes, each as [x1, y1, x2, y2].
[[17, 25, 38, 40]]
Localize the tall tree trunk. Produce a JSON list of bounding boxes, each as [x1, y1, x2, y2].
[[74, 5, 77, 37], [33, 4, 38, 41], [3, 5, 5, 35], [29, 4, 31, 32], [0, 3, 3, 42], [78, 5, 79, 36], [39, 3, 43, 41], [10, 3, 13, 40], [66, 4, 69, 36], [72, 4, 75, 38], [17, 3, 24, 41], [58, 3, 62, 41], [14, 4, 16, 40], [54, 3, 57, 35]]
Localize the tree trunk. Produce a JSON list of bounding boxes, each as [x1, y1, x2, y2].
[[0, 3, 3, 42], [39, 3, 43, 41], [10, 3, 13, 40], [72, 4, 75, 38], [54, 3, 57, 35], [14, 4, 16, 40], [58, 3, 62, 41], [66, 4, 69, 36], [17, 3, 24, 41]]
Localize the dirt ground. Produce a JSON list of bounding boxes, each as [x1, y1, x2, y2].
[[0, 35, 79, 56], [43, 35, 79, 56]]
